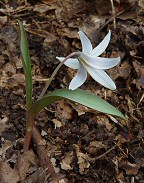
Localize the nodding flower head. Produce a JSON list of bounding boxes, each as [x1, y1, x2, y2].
[[56, 30, 120, 90]]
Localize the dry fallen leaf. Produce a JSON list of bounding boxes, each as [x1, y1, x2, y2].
[[16, 150, 38, 181], [57, 28, 78, 39], [94, 114, 114, 131], [0, 140, 12, 161], [125, 94, 136, 114], [86, 141, 105, 155], [132, 60, 144, 89], [0, 116, 10, 136], [0, 161, 20, 183], [33, 3, 58, 13], [52, 119, 62, 128], [51, 157, 60, 173], [74, 145, 90, 174], [53, 178, 68, 183], [122, 162, 140, 175], [60, 151, 74, 170], [0, 63, 25, 89], [23, 167, 46, 183], [108, 61, 132, 80], [0, 16, 7, 28], [56, 100, 75, 123]]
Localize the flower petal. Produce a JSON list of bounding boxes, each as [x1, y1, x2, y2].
[[85, 64, 116, 90], [69, 62, 87, 90], [56, 57, 79, 69], [78, 31, 92, 54], [81, 53, 120, 69], [90, 30, 111, 57]]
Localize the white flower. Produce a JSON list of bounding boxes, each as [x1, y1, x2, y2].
[[56, 30, 120, 90]]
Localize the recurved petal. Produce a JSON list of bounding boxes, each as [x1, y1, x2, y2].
[[78, 31, 92, 54], [90, 30, 111, 57], [56, 57, 79, 69], [85, 64, 116, 90], [69, 62, 87, 90], [81, 53, 120, 69]]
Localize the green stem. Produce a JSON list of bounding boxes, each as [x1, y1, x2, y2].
[[37, 51, 80, 100], [23, 51, 80, 150]]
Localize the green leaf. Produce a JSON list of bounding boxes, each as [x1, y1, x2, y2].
[[18, 20, 32, 110], [29, 88, 125, 119]]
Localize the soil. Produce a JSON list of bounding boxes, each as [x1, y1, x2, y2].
[[0, 0, 144, 183]]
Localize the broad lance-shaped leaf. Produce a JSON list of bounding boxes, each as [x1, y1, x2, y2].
[[29, 89, 125, 119], [18, 20, 32, 110]]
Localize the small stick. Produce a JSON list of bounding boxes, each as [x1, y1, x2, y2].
[[110, 0, 116, 29], [88, 145, 116, 162]]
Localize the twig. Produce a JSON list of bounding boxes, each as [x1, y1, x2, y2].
[[99, 8, 130, 31], [110, 0, 116, 29], [88, 145, 116, 163]]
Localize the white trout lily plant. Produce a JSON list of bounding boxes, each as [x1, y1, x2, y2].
[[17, 20, 125, 151], [57, 30, 120, 90]]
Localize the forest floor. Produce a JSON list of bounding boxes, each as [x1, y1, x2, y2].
[[0, 0, 144, 182]]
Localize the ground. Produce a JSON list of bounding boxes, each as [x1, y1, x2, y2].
[[0, 0, 144, 183]]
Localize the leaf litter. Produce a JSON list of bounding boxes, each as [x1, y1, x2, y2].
[[0, 0, 144, 182]]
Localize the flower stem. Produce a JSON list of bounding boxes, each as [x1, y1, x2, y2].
[[37, 51, 80, 100], [23, 51, 80, 150]]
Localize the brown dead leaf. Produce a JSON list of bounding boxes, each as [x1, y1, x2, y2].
[[132, 60, 144, 89], [122, 162, 140, 175], [52, 119, 62, 128], [0, 62, 25, 89], [115, 134, 127, 145], [74, 145, 90, 174], [81, 15, 107, 44], [96, 0, 111, 15], [138, 0, 144, 15], [0, 140, 12, 161], [57, 28, 78, 39], [0, 116, 10, 136], [41, 129, 47, 136], [86, 141, 105, 155], [51, 158, 60, 173], [16, 150, 38, 181], [95, 114, 113, 131], [0, 16, 7, 28], [56, 100, 75, 123], [0, 35, 16, 52], [8, 73, 25, 87], [26, 28, 56, 43], [0, 55, 5, 67], [115, 171, 126, 182], [108, 61, 132, 80], [60, 151, 74, 170], [33, 3, 58, 13], [117, 9, 137, 20], [125, 94, 136, 114], [0, 161, 20, 183], [69, 101, 88, 116], [2, 62, 16, 75], [46, 141, 60, 157], [53, 178, 68, 183], [23, 167, 46, 183]]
